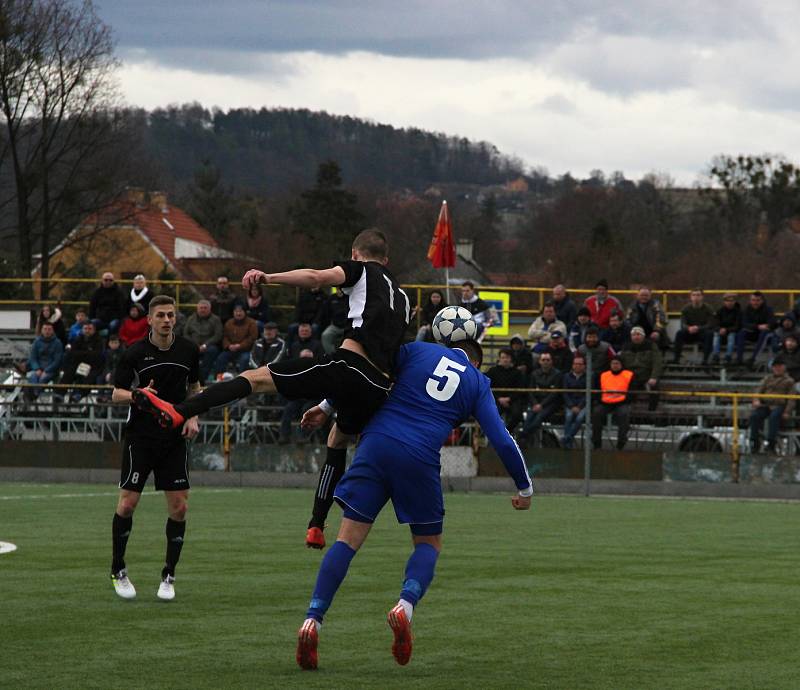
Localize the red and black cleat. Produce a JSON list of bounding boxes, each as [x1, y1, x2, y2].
[[305, 526, 326, 550], [296, 619, 319, 670], [131, 388, 185, 429], [387, 604, 413, 666]]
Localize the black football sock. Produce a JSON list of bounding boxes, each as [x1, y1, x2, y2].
[[112, 513, 133, 574], [309, 447, 347, 529], [175, 375, 252, 418], [162, 518, 186, 579]]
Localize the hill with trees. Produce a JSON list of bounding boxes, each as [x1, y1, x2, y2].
[[137, 104, 525, 195]]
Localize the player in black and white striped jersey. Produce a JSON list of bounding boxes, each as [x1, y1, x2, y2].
[[132, 229, 411, 549]]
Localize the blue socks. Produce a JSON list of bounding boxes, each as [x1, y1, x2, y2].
[[400, 543, 439, 607], [306, 541, 357, 623]]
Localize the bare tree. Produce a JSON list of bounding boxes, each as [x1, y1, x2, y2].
[[0, 0, 128, 295]]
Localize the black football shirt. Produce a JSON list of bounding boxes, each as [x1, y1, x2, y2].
[[335, 260, 410, 375], [114, 334, 200, 440]]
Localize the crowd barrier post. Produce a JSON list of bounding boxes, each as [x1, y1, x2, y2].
[[584, 352, 593, 497], [731, 396, 740, 483], [223, 407, 231, 472]]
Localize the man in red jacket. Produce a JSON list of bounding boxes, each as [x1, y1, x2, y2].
[[584, 279, 623, 330], [119, 303, 149, 347]]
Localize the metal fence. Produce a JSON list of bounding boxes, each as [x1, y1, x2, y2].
[[2, 378, 798, 489], [2, 276, 800, 324]]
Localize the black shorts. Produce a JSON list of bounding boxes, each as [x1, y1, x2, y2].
[[268, 348, 391, 435], [119, 435, 190, 493]]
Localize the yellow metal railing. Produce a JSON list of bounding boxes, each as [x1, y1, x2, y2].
[[1, 277, 797, 321]]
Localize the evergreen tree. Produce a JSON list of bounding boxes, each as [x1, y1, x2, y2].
[[187, 160, 235, 240], [290, 161, 364, 260]]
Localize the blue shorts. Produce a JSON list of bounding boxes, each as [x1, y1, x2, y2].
[[334, 432, 444, 534]]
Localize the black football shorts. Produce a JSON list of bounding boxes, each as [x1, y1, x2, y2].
[[268, 348, 391, 435], [120, 435, 190, 493]]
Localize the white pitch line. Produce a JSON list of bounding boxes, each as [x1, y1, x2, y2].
[[0, 488, 245, 501]]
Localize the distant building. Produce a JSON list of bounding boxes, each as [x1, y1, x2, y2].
[[33, 188, 252, 299]]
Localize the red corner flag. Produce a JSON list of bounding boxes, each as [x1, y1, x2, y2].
[[427, 200, 456, 269]]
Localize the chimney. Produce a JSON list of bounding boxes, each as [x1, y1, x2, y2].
[[150, 191, 168, 213], [457, 238, 474, 261], [125, 186, 145, 206]]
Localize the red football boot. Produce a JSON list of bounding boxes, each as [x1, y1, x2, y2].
[[305, 526, 325, 550], [387, 604, 413, 666], [131, 388, 185, 429], [296, 619, 319, 670]]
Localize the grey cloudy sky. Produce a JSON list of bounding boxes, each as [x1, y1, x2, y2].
[[97, 1, 800, 184]]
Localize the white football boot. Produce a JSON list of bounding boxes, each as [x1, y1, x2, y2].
[[111, 569, 137, 599], [157, 575, 176, 601]]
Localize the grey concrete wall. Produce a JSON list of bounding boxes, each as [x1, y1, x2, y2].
[[2, 467, 799, 500]]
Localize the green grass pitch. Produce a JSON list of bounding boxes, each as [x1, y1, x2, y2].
[[1, 483, 799, 689]]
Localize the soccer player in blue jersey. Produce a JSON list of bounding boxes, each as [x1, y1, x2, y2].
[[295, 338, 533, 670]]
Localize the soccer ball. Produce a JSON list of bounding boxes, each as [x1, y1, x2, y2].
[[432, 306, 478, 345]]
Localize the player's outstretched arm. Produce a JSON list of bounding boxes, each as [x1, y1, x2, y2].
[[242, 267, 346, 290], [473, 384, 534, 498]]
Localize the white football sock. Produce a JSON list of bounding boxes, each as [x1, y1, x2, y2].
[[398, 598, 414, 621]]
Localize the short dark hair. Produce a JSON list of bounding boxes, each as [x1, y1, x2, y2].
[[498, 347, 513, 358], [352, 228, 388, 260], [452, 339, 483, 367], [752, 290, 764, 298], [596, 279, 609, 289], [542, 301, 555, 310], [586, 326, 600, 336], [148, 295, 176, 313], [462, 280, 475, 289]]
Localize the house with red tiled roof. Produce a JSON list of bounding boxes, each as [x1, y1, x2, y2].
[[33, 188, 254, 299]]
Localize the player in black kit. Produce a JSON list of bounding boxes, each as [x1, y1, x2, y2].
[[132, 229, 410, 549], [110, 295, 201, 600]]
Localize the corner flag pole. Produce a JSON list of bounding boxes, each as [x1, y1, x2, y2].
[[427, 200, 456, 304]]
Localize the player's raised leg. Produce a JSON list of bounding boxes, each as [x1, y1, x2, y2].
[[158, 490, 188, 601], [133, 367, 275, 429], [297, 516, 372, 670], [306, 424, 352, 549], [388, 530, 442, 666], [111, 488, 141, 599]]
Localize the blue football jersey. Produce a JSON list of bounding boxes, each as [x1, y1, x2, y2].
[[363, 341, 532, 491]]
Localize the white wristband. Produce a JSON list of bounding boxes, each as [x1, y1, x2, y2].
[[318, 399, 335, 416], [518, 485, 533, 498]]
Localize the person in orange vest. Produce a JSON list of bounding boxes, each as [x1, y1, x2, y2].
[[592, 355, 634, 450]]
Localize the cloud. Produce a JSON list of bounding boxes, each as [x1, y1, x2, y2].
[[100, 1, 772, 61], [537, 94, 578, 115], [107, 1, 800, 184]]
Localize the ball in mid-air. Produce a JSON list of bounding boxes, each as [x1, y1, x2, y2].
[[432, 306, 478, 344]]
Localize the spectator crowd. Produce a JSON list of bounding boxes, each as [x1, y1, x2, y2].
[[16, 273, 800, 452], [481, 280, 800, 452]]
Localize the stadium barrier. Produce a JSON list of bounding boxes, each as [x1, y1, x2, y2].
[[1, 277, 799, 326], [2, 381, 799, 489]]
